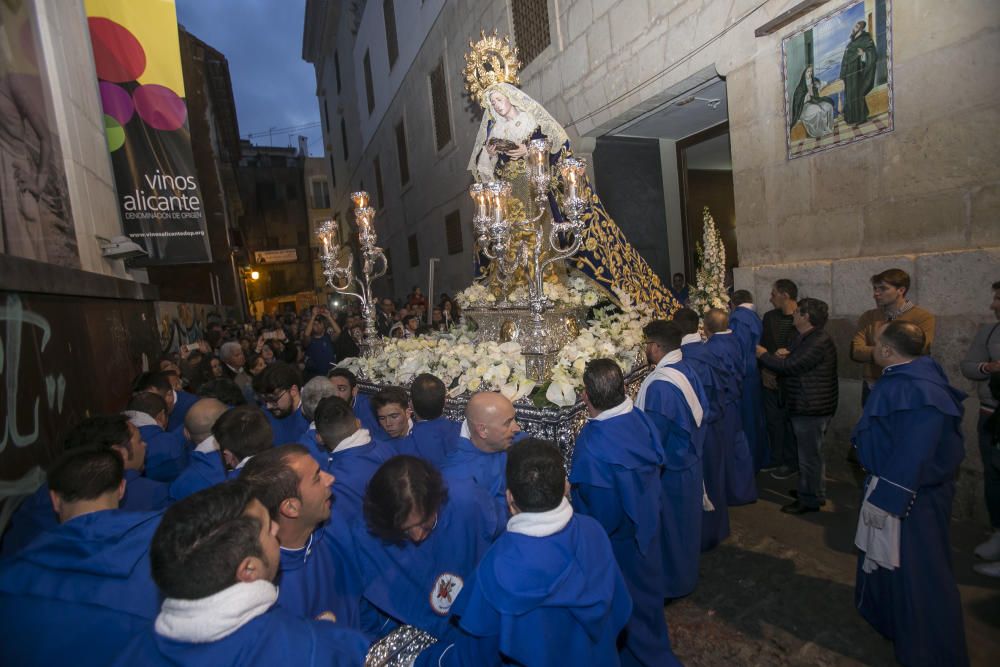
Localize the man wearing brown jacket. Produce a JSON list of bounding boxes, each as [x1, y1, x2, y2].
[[851, 268, 936, 406]]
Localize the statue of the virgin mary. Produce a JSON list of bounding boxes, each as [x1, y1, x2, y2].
[[464, 31, 679, 318]]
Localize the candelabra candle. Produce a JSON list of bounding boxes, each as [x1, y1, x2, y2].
[[487, 180, 511, 229], [351, 191, 369, 209], [527, 138, 551, 193], [559, 157, 588, 221]]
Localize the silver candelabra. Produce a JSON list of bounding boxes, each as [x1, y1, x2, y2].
[[469, 140, 589, 318], [315, 191, 388, 356]]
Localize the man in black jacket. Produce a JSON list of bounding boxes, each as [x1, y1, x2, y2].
[[760, 279, 799, 478], [757, 298, 838, 514]]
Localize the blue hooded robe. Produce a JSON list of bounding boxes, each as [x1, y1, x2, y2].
[[0, 510, 162, 667], [354, 392, 389, 440], [682, 339, 732, 550], [729, 306, 769, 470], [0, 469, 168, 558], [851, 356, 969, 667], [316, 436, 397, 523], [639, 363, 708, 598], [397, 416, 462, 467], [350, 479, 503, 641], [704, 332, 757, 506], [275, 518, 366, 634], [264, 404, 310, 445], [167, 389, 199, 432], [112, 603, 369, 666], [451, 513, 633, 667], [571, 408, 681, 666], [440, 435, 510, 519], [168, 449, 232, 501], [139, 423, 190, 483]]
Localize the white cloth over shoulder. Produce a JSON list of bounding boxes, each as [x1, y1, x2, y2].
[[635, 350, 704, 427], [155, 580, 278, 643], [590, 397, 634, 422], [854, 476, 901, 573], [333, 428, 371, 453], [507, 497, 574, 537]]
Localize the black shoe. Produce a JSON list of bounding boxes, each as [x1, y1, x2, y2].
[[789, 489, 826, 506], [770, 466, 799, 480], [759, 464, 782, 473], [781, 500, 820, 515]]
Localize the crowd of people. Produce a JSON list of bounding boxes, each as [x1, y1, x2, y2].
[[0, 269, 994, 666]]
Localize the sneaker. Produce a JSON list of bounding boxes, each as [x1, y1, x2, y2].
[[973, 561, 1000, 578], [770, 466, 799, 480], [974, 531, 1000, 561]]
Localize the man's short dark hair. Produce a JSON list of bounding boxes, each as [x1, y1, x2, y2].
[[62, 415, 131, 452], [151, 481, 266, 600], [797, 297, 829, 328], [672, 272, 684, 280], [239, 445, 310, 519], [327, 367, 358, 388], [871, 268, 911, 295], [47, 447, 124, 503], [506, 438, 565, 513], [127, 391, 167, 420], [880, 320, 926, 358], [703, 308, 729, 334], [197, 378, 247, 406], [372, 386, 409, 412], [583, 359, 626, 411], [132, 370, 173, 395], [364, 455, 448, 543], [773, 279, 798, 300], [314, 396, 358, 451], [732, 289, 753, 306], [410, 374, 446, 420], [212, 405, 273, 460], [253, 361, 302, 396], [403, 315, 419, 327], [644, 319, 683, 350], [671, 308, 700, 335]]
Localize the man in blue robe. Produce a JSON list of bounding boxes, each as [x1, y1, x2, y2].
[[112, 481, 368, 666], [673, 308, 731, 550], [448, 438, 632, 666], [704, 308, 758, 506], [240, 444, 365, 631], [573, 359, 681, 666], [295, 376, 340, 458], [125, 391, 189, 482], [398, 373, 461, 466], [254, 362, 310, 445], [0, 447, 162, 667], [730, 290, 770, 471], [329, 367, 389, 439], [168, 404, 273, 501], [168, 388, 199, 433], [440, 391, 522, 517], [312, 396, 396, 522], [352, 455, 503, 641], [638, 320, 709, 597], [372, 385, 415, 440], [1, 414, 169, 557], [852, 321, 969, 666]]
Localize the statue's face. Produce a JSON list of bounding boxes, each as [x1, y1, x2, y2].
[[490, 90, 512, 116]]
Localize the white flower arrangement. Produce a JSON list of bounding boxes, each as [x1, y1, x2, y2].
[[688, 206, 729, 314], [339, 333, 536, 403], [545, 287, 653, 407], [455, 275, 602, 309]]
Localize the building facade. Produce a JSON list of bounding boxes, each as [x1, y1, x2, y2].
[[303, 0, 1000, 522]]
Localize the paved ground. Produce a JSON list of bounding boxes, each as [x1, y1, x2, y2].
[[665, 466, 1000, 666]]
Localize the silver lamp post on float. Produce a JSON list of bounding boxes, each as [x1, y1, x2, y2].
[[315, 191, 387, 356]]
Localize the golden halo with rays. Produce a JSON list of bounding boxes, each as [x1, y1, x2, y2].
[[463, 29, 521, 107]]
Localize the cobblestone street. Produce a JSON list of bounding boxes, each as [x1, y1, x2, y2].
[[666, 468, 1000, 666]]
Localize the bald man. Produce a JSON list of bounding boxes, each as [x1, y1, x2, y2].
[[168, 398, 228, 502], [439, 392, 522, 517], [703, 308, 757, 506]]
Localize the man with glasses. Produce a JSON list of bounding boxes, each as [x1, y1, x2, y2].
[[254, 362, 309, 445]]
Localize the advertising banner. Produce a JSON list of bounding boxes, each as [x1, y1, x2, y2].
[[85, 0, 210, 264]]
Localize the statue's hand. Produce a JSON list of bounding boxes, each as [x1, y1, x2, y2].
[[507, 143, 528, 158]]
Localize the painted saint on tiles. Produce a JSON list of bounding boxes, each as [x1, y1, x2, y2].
[[782, 0, 894, 159]]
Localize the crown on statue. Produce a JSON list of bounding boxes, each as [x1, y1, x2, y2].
[[463, 30, 521, 107]]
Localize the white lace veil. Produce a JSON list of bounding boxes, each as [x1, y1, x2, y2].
[[467, 83, 570, 182]]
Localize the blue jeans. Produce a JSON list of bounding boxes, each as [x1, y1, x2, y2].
[[791, 415, 831, 508]]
